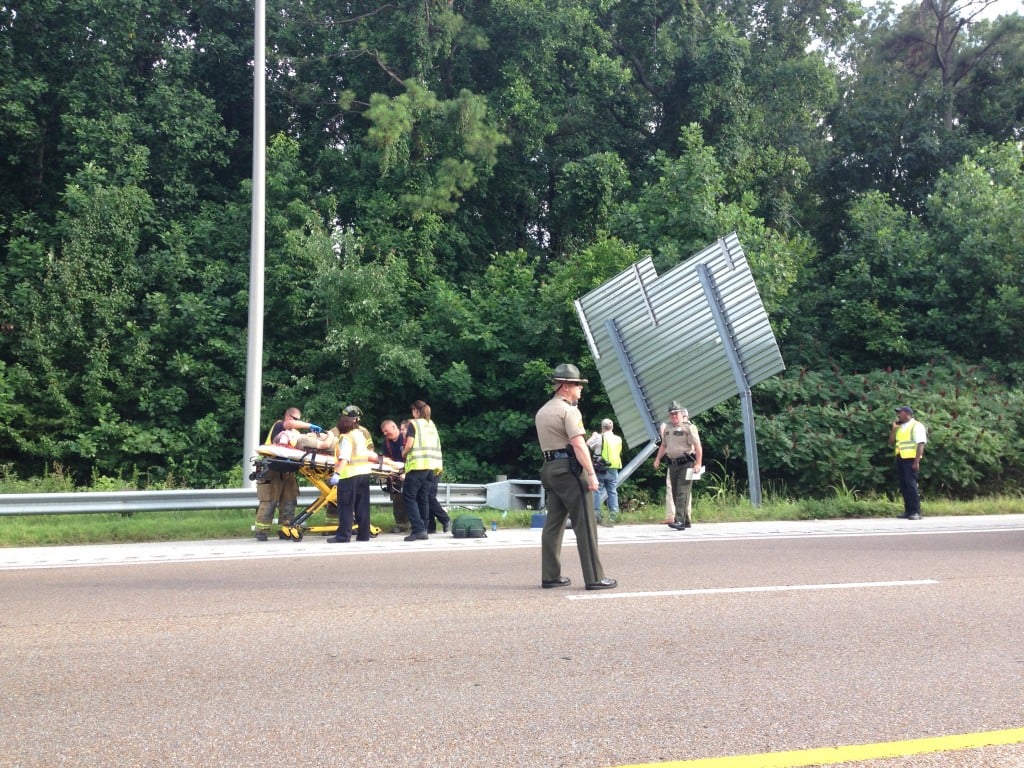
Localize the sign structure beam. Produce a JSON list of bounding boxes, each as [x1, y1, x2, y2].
[[697, 263, 762, 506], [603, 318, 658, 445]]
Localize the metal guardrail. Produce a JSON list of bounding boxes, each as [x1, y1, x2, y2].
[[0, 483, 492, 516]]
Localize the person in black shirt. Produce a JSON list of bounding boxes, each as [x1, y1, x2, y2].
[[380, 420, 410, 533]]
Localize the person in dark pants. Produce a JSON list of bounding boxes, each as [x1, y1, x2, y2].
[[379, 419, 410, 534], [427, 471, 452, 534], [327, 415, 374, 542], [401, 400, 443, 542], [534, 363, 616, 591], [652, 402, 703, 530], [889, 405, 927, 519]]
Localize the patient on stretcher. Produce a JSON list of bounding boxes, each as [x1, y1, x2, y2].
[[257, 442, 404, 475], [275, 428, 338, 453]]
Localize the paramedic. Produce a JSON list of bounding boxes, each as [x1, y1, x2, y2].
[[401, 400, 443, 542], [254, 407, 322, 541], [535, 364, 616, 591], [653, 402, 702, 530], [328, 415, 375, 542]]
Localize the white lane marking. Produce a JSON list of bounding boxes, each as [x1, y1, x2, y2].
[[567, 579, 940, 600]]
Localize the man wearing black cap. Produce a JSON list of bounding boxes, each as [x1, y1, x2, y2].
[[534, 363, 616, 591], [889, 406, 927, 519]]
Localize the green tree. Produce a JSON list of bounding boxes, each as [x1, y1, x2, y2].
[[804, 141, 1024, 374], [820, 0, 1024, 218], [610, 125, 807, 319]]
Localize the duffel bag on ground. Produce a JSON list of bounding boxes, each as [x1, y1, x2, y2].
[[451, 515, 487, 538]]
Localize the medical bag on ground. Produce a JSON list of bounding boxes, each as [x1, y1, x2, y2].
[[451, 515, 487, 538]]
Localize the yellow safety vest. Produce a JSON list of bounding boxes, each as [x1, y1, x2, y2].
[[263, 420, 284, 445], [405, 418, 443, 472], [600, 434, 623, 470], [337, 431, 372, 478], [894, 420, 921, 459]]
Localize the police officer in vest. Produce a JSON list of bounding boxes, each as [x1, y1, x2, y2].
[[535, 363, 616, 591], [888, 405, 927, 519], [653, 401, 703, 530]]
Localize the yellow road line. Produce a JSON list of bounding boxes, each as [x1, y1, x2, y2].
[[613, 727, 1024, 768]]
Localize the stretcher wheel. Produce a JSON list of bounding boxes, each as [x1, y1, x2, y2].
[[277, 529, 290, 540], [289, 528, 303, 541]]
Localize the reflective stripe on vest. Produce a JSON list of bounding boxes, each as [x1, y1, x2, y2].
[[405, 418, 443, 471], [894, 420, 919, 459], [338, 432, 372, 478]]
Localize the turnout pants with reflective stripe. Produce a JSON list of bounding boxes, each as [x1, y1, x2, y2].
[[255, 470, 298, 529], [540, 459, 605, 585]]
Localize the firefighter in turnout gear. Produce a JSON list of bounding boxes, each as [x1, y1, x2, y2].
[[253, 407, 323, 540]]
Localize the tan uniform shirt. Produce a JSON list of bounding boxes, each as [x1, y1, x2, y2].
[[663, 420, 699, 458], [535, 395, 586, 451]]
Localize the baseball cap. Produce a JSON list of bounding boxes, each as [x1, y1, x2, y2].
[[895, 406, 914, 415]]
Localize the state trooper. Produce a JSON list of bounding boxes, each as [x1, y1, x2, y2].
[[534, 363, 616, 591], [653, 401, 703, 530]]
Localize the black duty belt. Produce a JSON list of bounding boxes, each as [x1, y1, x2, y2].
[[668, 455, 694, 466], [542, 450, 570, 462]]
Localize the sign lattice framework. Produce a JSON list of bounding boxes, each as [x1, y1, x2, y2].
[[574, 232, 785, 449]]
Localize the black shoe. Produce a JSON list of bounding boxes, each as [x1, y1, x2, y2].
[[443, 519, 452, 534], [683, 520, 692, 529], [326, 536, 350, 543], [403, 532, 429, 541], [542, 577, 571, 589], [254, 531, 268, 541], [907, 513, 922, 520], [586, 578, 618, 591], [668, 522, 685, 530]]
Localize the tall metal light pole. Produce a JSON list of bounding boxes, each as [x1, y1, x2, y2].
[[241, 0, 266, 487]]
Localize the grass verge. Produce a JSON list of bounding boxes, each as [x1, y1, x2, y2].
[[2, 495, 1022, 548]]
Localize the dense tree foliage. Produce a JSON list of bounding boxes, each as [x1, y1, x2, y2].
[[1, 0, 1021, 499]]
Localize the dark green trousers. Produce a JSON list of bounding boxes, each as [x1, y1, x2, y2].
[[668, 464, 693, 525], [540, 459, 606, 585]]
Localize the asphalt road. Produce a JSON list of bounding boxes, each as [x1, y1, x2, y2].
[[2, 517, 1022, 768]]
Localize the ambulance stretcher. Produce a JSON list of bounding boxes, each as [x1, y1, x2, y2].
[[251, 445, 404, 541]]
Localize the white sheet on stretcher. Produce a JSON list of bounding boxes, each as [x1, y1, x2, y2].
[[256, 444, 403, 474]]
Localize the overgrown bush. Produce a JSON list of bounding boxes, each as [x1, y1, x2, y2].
[[699, 360, 1024, 500]]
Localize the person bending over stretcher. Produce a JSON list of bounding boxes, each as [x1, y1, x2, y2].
[[253, 407, 323, 541]]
